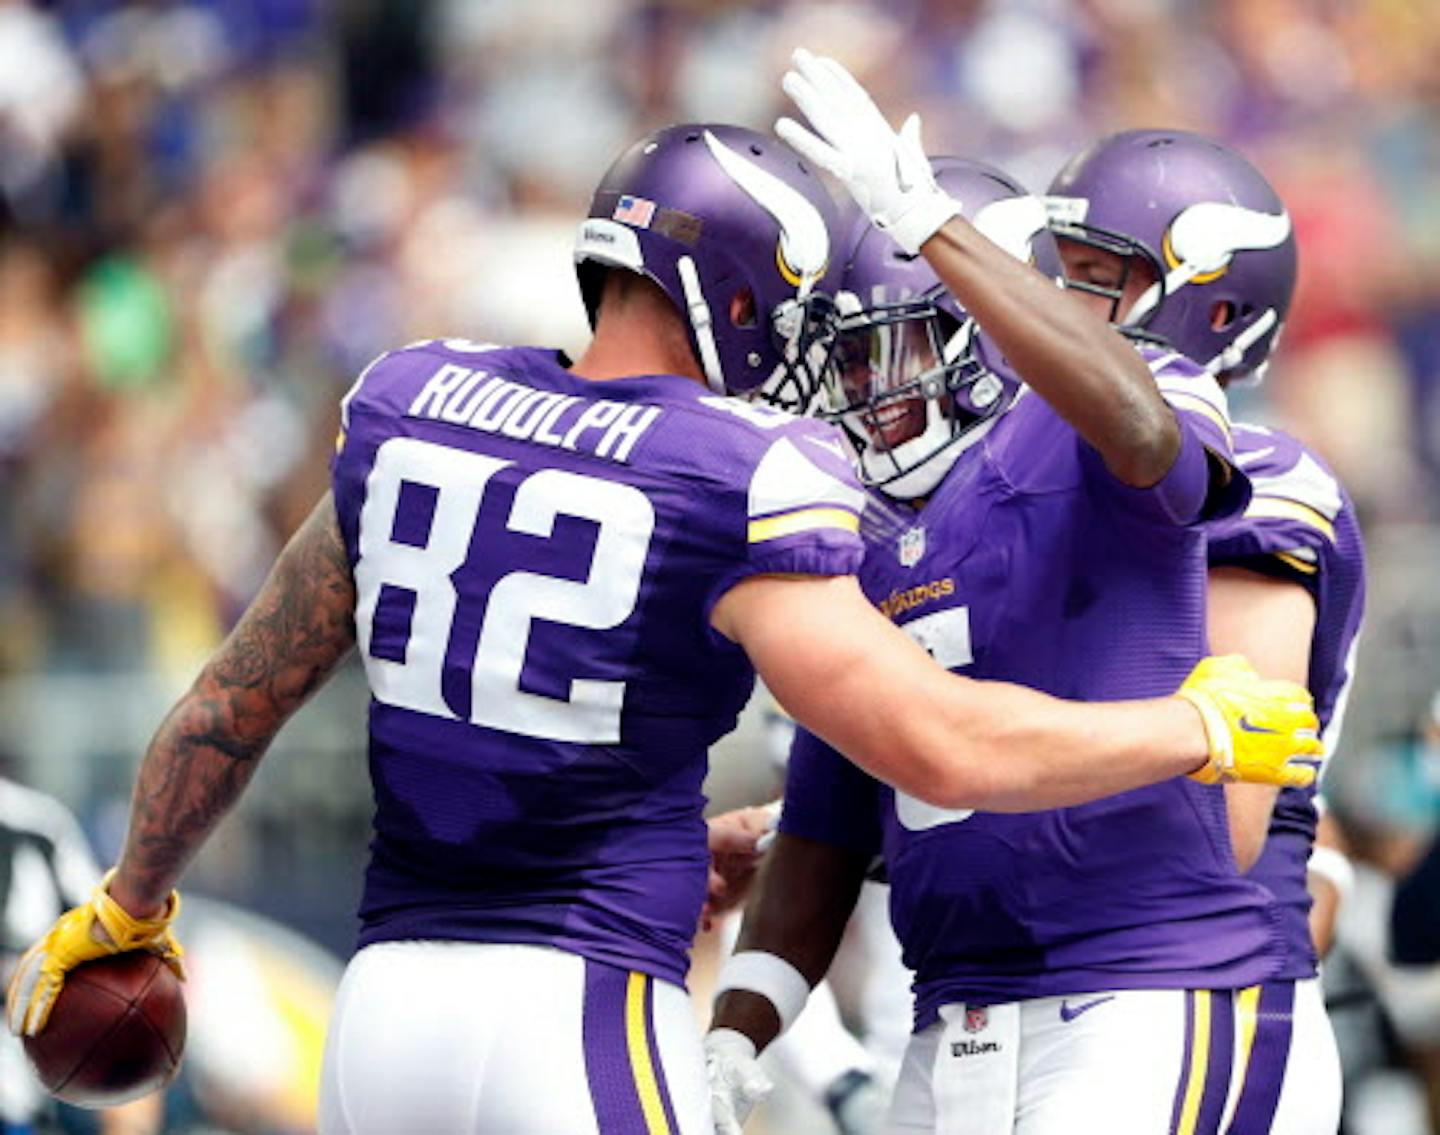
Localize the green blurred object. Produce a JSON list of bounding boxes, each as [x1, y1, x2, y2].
[[287, 219, 344, 297], [76, 255, 173, 390]]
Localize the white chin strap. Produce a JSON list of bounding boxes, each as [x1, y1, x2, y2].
[[677, 255, 727, 394], [1124, 265, 1280, 377], [1204, 308, 1278, 375], [1127, 260, 1196, 326], [859, 398, 998, 501]]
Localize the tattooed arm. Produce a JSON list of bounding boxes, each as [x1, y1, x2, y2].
[[107, 493, 357, 917]]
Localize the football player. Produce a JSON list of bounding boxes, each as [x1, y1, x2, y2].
[[706, 52, 1328, 1135], [1048, 129, 1365, 1132], [8, 123, 1317, 1135]]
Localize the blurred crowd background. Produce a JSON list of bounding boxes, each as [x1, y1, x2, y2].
[[1, 0, 1439, 1132]]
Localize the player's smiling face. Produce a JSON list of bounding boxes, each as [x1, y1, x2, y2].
[[1056, 237, 1158, 324], [834, 318, 935, 449], [863, 393, 927, 449]]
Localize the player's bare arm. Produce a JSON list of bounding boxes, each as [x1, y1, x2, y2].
[[705, 831, 871, 1132], [915, 218, 1179, 487], [712, 831, 870, 1052], [8, 493, 355, 1039], [109, 493, 357, 917], [775, 48, 1178, 488], [711, 573, 1320, 811], [1207, 564, 1317, 871]]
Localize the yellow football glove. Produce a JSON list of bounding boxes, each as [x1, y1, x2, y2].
[[5, 869, 185, 1037], [1176, 655, 1322, 789]]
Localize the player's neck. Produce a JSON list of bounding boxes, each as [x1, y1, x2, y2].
[[570, 274, 706, 385], [570, 328, 704, 385]]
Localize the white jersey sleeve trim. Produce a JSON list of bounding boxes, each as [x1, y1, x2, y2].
[[1154, 365, 1233, 443], [747, 437, 866, 544], [339, 350, 397, 430], [1247, 451, 1343, 525]]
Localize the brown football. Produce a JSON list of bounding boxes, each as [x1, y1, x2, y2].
[[22, 950, 186, 1108]]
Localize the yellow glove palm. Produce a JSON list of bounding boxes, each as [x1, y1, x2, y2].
[[6, 869, 185, 1037], [1177, 655, 1322, 788]]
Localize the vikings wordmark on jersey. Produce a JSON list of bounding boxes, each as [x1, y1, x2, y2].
[[782, 345, 1292, 1028]]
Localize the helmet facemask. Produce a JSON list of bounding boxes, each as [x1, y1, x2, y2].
[[821, 292, 1011, 499], [1048, 219, 1170, 347], [753, 288, 841, 414]]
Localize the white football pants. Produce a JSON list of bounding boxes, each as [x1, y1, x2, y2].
[[318, 941, 709, 1134], [886, 979, 1340, 1134]]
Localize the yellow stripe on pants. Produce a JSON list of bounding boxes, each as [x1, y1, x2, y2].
[[1177, 990, 1213, 1135], [625, 972, 672, 1135]]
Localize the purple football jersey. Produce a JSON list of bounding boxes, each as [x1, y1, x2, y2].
[[782, 347, 1286, 1028], [331, 339, 865, 985], [1208, 423, 1366, 979]]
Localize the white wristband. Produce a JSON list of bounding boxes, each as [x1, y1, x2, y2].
[[714, 950, 811, 1035], [1307, 845, 1355, 902]]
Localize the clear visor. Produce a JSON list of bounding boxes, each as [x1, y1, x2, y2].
[[825, 301, 950, 452]]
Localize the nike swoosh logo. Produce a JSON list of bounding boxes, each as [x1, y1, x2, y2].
[[1059, 995, 1115, 1023], [1237, 716, 1279, 735]]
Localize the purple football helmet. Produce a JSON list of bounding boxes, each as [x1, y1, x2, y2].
[[825, 158, 1061, 500], [1047, 130, 1296, 380], [574, 124, 839, 407]]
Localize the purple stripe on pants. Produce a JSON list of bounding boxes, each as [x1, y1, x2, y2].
[[1196, 990, 1237, 1135], [1226, 981, 1296, 1134], [583, 960, 647, 1134]]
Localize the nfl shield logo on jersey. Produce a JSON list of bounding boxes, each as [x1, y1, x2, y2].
[[898, 526, 926, 567], [964, 1005, 988, 1033]]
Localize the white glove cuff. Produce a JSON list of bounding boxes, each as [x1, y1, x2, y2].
[[705, 1026, 758, 1061], [884, 191, 964, 257], [714, 950, 810, 1034]]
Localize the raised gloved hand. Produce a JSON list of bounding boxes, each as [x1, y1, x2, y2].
[[1176, 655, 1322, 788], [706, 1027, 774, 1135], [776, 48, 961, 256], [6, 869, 185, 1037]]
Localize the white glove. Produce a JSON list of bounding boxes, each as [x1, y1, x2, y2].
[[777, 48, 961, 256], [705, 1028, 774, 1135]]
